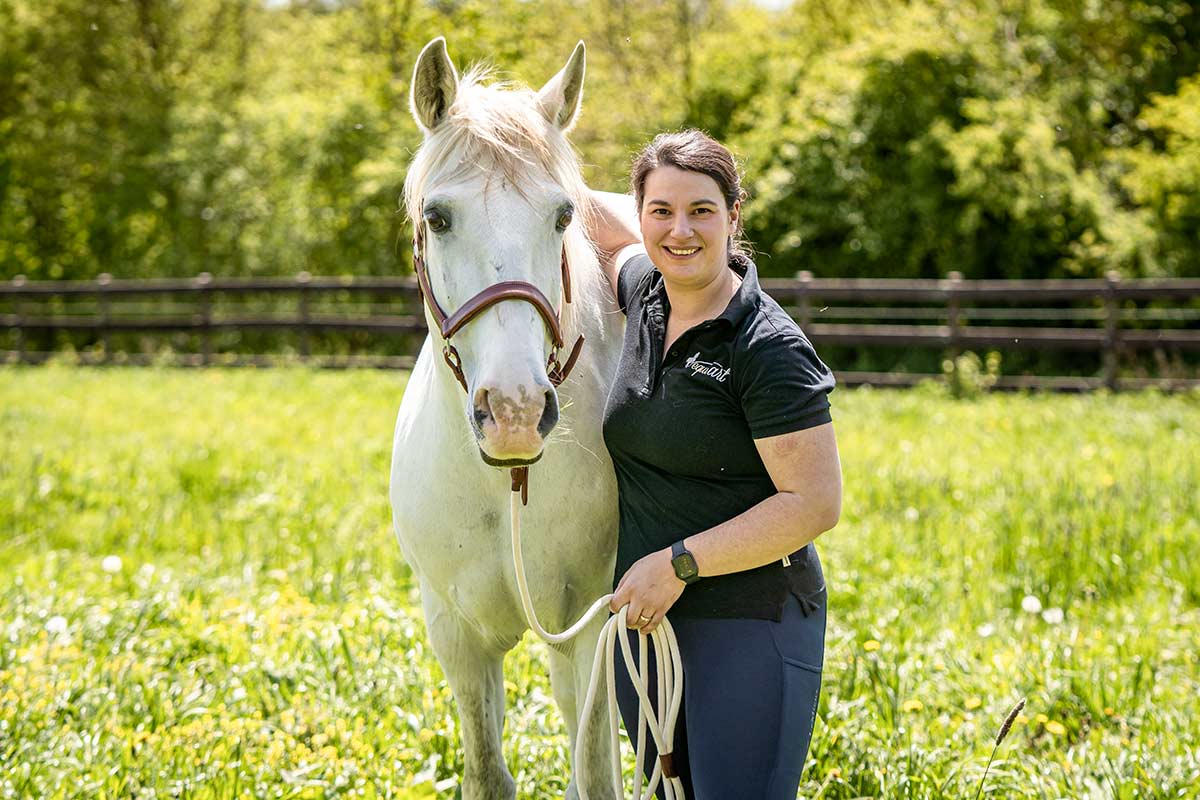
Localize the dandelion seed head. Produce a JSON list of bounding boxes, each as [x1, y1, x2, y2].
[[1041, 607, 1064, 624], [45, 615, 68, 637]]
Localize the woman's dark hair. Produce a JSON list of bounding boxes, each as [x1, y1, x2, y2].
[[631, 129, 750, 259]]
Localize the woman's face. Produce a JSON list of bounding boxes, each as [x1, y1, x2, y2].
[[639, 165, 739, 291]]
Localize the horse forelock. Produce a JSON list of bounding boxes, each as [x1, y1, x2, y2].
[[403, 66, 606, 341]]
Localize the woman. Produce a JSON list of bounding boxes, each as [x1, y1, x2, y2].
[[588, 129, 842, 798]]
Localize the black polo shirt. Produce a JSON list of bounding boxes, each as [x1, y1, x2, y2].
[[602, 253, 835, 621]]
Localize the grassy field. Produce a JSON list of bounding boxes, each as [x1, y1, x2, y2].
[[1, 365, 1197, 799]]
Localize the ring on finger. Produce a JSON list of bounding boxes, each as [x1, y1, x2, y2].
[[637, 613, 652, 624]]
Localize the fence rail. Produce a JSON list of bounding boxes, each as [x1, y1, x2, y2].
[[3, 270, 1198, 391]]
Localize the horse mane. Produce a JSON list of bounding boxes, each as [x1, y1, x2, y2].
[[403, 66, 607, 341]]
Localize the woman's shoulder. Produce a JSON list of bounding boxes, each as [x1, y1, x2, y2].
[[732, 289, 834, 398], [737, 291, 816, 356]]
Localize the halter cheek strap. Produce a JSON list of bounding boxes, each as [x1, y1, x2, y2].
[[411, 222, 586, 393]]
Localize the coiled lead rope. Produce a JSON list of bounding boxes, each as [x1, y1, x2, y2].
[[509, 489, 687, 799]]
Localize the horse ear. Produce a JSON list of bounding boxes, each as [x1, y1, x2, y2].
[[537, 41, 586, 132], [411, 37, 459, 133]]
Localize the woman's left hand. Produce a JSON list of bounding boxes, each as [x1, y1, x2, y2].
[[609, 547, 685, 635]]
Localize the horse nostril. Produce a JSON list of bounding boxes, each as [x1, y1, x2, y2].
[[473, 388, 493, 429], [537, 389, 559, 437]]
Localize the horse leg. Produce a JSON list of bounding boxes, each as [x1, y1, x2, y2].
[[421, 585, 515, 800], [550, 622, 618, 800]]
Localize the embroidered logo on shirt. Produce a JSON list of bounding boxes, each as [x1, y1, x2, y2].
[[684, 352, 731, 383]]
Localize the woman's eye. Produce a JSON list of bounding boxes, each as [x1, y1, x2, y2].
[[556, 209, 574, 232], [424, 210, 449, 233]]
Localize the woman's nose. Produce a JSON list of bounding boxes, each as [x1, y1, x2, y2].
[[670, 216, 693, 238]]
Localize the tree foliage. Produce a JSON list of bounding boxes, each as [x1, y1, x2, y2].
[[0, 0, 1196, 280]]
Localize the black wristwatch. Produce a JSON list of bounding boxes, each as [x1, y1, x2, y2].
[[671, 540, 700, 585]]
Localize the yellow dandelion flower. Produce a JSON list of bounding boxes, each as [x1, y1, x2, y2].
[[964, 697, 982, 710], [1035, 713, 1049, 725], [827, 767, 842, 779], [863, 639, 881, 652], [1045, 720, 1067, 736], [902, 699, 924, 713]]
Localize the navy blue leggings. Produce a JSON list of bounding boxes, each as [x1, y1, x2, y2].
[[614, 590, 826, 800]]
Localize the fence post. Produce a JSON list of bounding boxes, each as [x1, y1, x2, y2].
[[12, 275, 26, 364], [297, 271, 311, 360], [196, 272, 213, 366], [797, 270, 813, 327], [97, 273, 112, 364], [1103, 270, 1121, 391], [946, 270, 963, 356]]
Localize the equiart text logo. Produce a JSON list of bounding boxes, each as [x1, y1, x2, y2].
[[684, 352, 731, 383]]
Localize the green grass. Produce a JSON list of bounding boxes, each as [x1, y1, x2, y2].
[[1, 365, 1197, 799]]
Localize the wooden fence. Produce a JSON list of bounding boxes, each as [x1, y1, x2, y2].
[[2, 270, 1198, 391]]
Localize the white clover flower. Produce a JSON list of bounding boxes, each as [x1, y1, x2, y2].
[[976, 623, 996, 638], [101, 555, 123, 574], [904, 507, 920, 522], [45, 615, 68, 637], [1021, 595, 1043, 614], [1042, 607, 1065, 625]]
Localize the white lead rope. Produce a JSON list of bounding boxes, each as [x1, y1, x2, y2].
[[509, 492, 687, 800]]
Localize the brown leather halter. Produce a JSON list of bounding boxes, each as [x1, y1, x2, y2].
[[412, 221, 585, 392], [412, 221, 586, 502]]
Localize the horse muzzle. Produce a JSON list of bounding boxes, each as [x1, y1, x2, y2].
[[472, 383, 560, 465]]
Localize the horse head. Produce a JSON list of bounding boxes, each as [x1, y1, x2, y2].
[[405, 37, 594, 467]]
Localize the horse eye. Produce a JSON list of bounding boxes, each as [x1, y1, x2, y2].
[[424, 209, 450, 233], [556, 208, 574, 232]]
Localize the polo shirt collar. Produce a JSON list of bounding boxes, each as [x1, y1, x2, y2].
[[716, 253, 760, 327]]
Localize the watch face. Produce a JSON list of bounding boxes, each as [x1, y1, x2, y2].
[[674, 552, 699, 581]]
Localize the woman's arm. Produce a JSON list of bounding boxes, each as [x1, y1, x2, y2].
[[609, 422, 842, 632], [586, 190, 642, 296], [689, 422, 841, 576]]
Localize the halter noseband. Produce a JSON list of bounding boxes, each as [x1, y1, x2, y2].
[[411, 221, 586, 393]]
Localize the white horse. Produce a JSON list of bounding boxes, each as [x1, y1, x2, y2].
[[389, 38, 623, 800]]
